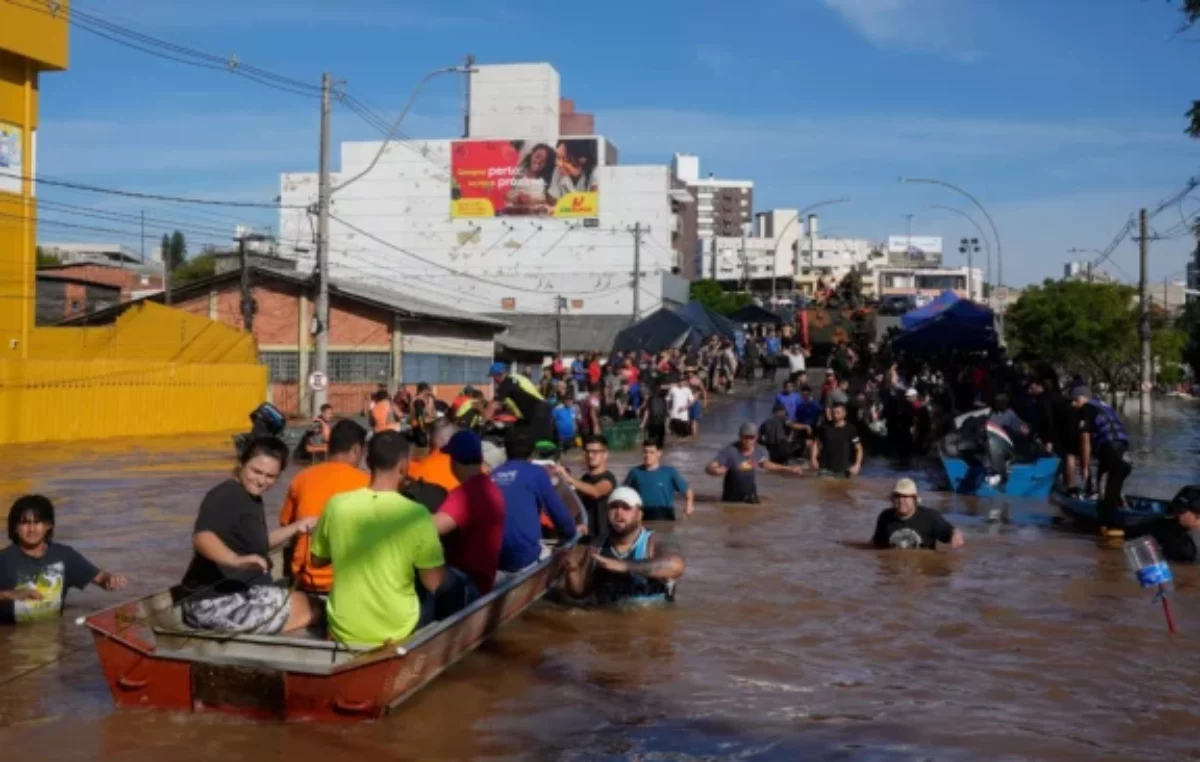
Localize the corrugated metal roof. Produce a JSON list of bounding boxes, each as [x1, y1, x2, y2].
[[495, 332, 556, 354], [495, 313, 631, 354], [328, 276, 508, 328], [57, 266, 508, 331]]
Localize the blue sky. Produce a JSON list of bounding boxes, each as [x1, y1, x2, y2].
[[27, 0, 1200, 287]]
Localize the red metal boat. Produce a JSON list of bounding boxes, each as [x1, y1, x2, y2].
[[83, 549, 568, 721]]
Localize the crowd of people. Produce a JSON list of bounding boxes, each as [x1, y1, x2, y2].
[[9, 317, 1200, 639]]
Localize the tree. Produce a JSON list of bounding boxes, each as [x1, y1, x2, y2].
[[170, 252, 216, 286], [169, 230, 187, 271], [35, 246, 60, 269], [1006, 280, 1142, 405], [688, 280, 752, 316]]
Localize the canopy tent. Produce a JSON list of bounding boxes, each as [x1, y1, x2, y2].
[[892, 294, 998, 353], [900, 290, 962, 330], [612, 302, 739, 356], [727, 303, 786, 326], [674, 301, 741, 339]]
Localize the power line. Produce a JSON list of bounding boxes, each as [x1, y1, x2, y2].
[[330, 213, 608, 295], [0, 171, 299, 209], [3, 0, 322, 98]]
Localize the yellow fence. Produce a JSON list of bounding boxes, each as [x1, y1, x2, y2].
[[0, 303, 266, 446]]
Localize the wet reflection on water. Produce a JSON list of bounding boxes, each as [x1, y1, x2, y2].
[[2, 393, 1200, 760]]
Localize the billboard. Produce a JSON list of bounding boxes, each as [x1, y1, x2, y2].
[[0, 120, 21, 195], [887, 235, 943, 257], [450, 138, 599, 219]]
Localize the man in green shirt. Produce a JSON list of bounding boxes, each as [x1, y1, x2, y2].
[[310, 431, 446, 646]]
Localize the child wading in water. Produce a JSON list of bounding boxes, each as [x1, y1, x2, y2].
[[0, 495, 128, 624]]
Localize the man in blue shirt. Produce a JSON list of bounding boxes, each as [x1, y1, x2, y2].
[[491, 430, 579, 573], [570, 357, 588, 396], [793, 385, 824, 461], [623, 441, 694, 521], [764, 331, 783, 383], [775, 379, 802, 421]]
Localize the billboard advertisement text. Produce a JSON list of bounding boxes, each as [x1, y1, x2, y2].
[[450, 138, 599, 219], [887, 235, 943, 256]]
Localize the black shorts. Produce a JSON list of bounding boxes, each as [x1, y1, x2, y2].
[[643, 505, 676, 521], [669, 419, 691, 437]]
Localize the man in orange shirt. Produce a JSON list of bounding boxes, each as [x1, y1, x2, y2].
[[407, 419, 461, 497], [279, 419, 369, 592]]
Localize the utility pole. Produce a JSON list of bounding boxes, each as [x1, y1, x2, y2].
[[462, 54, 475, 138], [140, 211, 145, 262], [1139, 207, 1152, 419], [313, 72, 333, 415], [555, 295, 566, 355], [163, 243, 172, 306], [631, 222, 642, 322], [238, 233, 254, 331]]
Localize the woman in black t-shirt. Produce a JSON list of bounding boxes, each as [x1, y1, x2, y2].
[[179, 437, 320, 634]]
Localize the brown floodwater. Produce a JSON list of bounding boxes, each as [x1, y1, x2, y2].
[[2, 389, 1200, 761]]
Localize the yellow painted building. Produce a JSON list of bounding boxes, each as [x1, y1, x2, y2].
[[0, 2, 267, 445]]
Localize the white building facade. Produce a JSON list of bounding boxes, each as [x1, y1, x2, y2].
[[279, 63, 687, 347]]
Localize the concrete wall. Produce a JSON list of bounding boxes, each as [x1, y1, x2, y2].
[[280, 142, 675, 317], [468, 63, 560, 142]]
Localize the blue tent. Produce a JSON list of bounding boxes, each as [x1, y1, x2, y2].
[[900, 290, 961, 330], [893, 293, 998, 352], [611, 302, 740, 356]]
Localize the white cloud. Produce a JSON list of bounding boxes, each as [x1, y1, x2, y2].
[[820, 0, 983, 62], [596, 107, 1189, 164]]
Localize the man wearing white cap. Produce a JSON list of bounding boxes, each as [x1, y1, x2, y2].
[[563, 487, 684, 604], [872, 478, 964, 550]]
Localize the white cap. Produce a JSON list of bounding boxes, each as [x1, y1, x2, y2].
[[608, 486, 643, 509]]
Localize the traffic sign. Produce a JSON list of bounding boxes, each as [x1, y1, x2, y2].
[[308, 371, 328, 392]]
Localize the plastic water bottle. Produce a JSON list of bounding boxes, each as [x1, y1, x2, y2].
[[1124, 536, 1173, 590]]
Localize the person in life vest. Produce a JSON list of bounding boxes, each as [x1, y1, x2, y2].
[[366, 389, 400, 434], [1072, 385, 1132, 537], [407, 383, 439, 447], [454, 387, 487, 432], [563, 487, 685, 605], [302, 403, 334, 460], [488, 362, 554, 443]]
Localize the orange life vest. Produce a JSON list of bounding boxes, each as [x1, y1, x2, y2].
[[371, 400, 392, 433]]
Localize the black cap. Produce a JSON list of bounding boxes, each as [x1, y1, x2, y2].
[[1175, 496, 1200, 516]]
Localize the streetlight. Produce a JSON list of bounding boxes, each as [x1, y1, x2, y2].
[[768, 197, 851, 304], [958, 237, 980, 300], [927, 203, 992, 291], [900, 177, 1004, 287]]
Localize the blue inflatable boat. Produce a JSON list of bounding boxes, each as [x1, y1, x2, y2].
[[1051, 485, 1200, 530], [939, 451, 1061, 498]]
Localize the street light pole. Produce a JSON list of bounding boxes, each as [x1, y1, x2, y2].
[[927, 204, 992, 292], [901, 177, 1004, 287], [771, 197, 850, 299]]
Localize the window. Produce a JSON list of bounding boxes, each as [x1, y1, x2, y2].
[[402, 353, 491, 386], [328, 352, 392, 383], [261, 351, 299, 383]]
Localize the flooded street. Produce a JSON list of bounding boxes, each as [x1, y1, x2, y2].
[[2, 389, 1200, 760]]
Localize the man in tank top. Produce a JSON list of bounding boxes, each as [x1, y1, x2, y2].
[[562, 487, 684, 604]]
